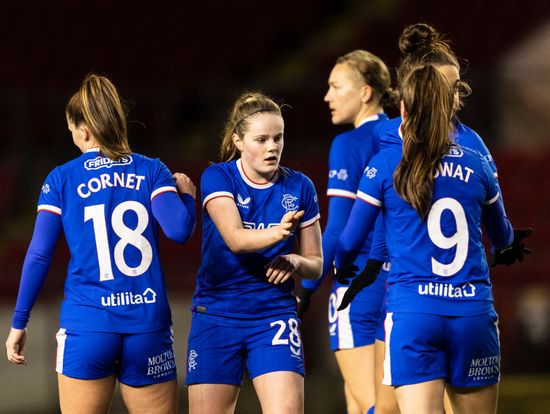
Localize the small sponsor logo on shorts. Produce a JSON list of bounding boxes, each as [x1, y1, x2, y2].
[[188, 349, 198, 372], [100, 288, 157, 307], [417, 282, 476, 298], [468, 355, 500, 381], [147, 349, 176, 378]]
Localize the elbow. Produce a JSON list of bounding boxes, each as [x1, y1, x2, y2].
[[165, 222, 195, 244], [226, 241, 247, 254]]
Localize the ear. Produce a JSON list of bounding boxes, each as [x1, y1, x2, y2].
[[360, 85, 373, 104], [232, 133, 244, 152], [79, 124, 91, 141]]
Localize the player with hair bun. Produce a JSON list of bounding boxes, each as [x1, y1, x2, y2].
[[335, 62, 529, 414]]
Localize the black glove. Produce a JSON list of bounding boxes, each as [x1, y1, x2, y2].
[[334, 264, 359, 285], [296, 287, 315, 319], [338, 259, 384, 311], [490, 228, 533, 267]]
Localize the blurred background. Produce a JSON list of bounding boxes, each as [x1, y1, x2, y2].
[[1, 0, 549, 412]]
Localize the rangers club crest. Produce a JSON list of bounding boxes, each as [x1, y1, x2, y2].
[[281, 194, 298, 212]]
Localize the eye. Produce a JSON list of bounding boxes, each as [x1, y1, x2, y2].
[[274, 134, 283, 142]]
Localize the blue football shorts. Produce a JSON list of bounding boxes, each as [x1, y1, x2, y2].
[[383, 311, 500, 387], [328, 269, 388, 351], [55, 326, 176, 386], [185, 312, 304, 385]]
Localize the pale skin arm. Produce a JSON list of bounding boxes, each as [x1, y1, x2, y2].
[[266, 220, 323, 284], [206, 196, 304, 254], [6, 327, 27, 365]]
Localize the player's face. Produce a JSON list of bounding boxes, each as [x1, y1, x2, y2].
[[324, 63, 365, 126], [437, 64, 461, 112], [234, 113, 284, 181]]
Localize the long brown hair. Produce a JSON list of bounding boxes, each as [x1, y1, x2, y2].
[[219, 92, 282, 162], [397, 23, 471, 108], [336, 50, 399, 108], [66, 74, 131, 160], [393, 65, 455, 218]]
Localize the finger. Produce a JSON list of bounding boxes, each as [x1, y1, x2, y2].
[[271, 262, 293, 283], [273, 270, 292, 284], [523, 248, 533, 255]]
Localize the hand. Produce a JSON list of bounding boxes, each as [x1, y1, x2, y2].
[[173, 172, 196, 198], [490, 228, 533, 267], [6, 327, 28, 365], [333, 264, 359, 285], [296, 287, 315, 319], [266, 254, 300, 284], [278, 210, 305, 240], [338, 259, 384, 311]]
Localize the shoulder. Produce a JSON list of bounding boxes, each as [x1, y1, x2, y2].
[[279, 167, 314, 187], [201, 161, 235, 181]]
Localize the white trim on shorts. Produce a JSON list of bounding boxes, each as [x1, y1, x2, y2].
[[56, 328, 67, 374], [336, 287, 354, 349], [382, 312, 394, 385]]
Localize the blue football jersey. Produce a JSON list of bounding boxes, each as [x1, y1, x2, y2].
[[326, 113, 387, 265], [358, 145, 500, 316], [194, 159, 320, 319], [38, 149, 177, 333], [373, 117, 498, 176]]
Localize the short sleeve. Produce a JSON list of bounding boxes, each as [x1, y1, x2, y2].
[[356, 152, 387, 208], [37, 168, 62, 215], [326, 134, 366, 199], [201, 164, 235, 208], [299, 174, 321, 228], [151, 159, 178, 201]]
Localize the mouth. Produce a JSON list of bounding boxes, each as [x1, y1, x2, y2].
[[264, 156, 278, 163]]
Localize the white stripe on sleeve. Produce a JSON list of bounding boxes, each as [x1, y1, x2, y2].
[[356, 191, 382, 207]]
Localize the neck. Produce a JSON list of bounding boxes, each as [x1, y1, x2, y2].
[[354, 105, 383, 128]]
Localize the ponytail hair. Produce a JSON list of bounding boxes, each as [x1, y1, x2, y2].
[[219, 92, 282, 162], [66, 74, 131, 160], [393, 64, 455, 218], [336, 50, 399, 108]]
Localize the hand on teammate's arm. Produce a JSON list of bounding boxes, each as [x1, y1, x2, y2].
[[173, 172, 196, 198]]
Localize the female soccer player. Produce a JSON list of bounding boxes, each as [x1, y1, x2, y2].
[[298, 50, 397, 414], [5, 74, 196, 414], [185, 92, 323, 414], [367, 23, 528, 414], [335, 64, 524, 414]]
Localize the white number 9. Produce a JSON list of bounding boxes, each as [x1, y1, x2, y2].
[[427, 198, 469, 277]]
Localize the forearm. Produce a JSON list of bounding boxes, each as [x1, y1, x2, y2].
[[224, 226, 283, 254], [12, 212, 61, 329], [483, 198, 514, 249], [153, 192, 196, 243], [294, 254, 323, 280]]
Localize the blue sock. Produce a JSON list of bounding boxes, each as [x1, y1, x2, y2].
[[366, 406, 375, 414]]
